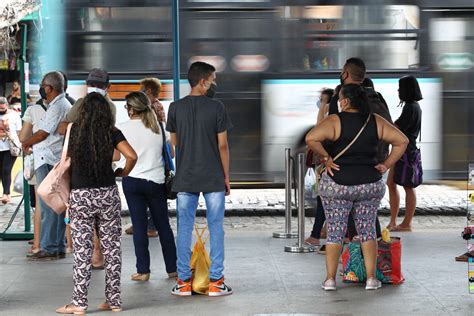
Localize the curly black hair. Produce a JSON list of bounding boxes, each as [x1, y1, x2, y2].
[[68, 92, 115, 179]]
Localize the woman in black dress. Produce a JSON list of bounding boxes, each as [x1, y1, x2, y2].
[[387, 75, 422, 232]]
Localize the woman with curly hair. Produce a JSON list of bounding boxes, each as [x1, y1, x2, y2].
[[56, 93, 137, 315]]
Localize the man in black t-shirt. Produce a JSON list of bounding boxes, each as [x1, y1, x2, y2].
[[167, 62, 233, 297]]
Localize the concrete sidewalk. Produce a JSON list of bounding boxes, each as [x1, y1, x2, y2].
[[0, 220, 472, 315]]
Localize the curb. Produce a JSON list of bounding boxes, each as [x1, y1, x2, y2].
[[121, 206, 467, 217]]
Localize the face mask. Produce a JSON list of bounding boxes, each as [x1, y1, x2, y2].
[[39, 87, 47, 100], [337, 100, 343, 113], [316, 100, 321, 108], [0, 109, 7, 115], [206, 83, 217, 98], [87, 87, 107, 96]]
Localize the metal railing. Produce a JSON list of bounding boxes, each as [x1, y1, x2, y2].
[[273, 148, 297, 239]]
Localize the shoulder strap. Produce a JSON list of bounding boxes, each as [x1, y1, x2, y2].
[[40, 104, 47, 112], [333, 114, 371, 162], [60, 123, 73, 162], [159, 122, 171, 174]]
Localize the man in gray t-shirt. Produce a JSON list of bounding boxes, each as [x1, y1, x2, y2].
[[167, 61, 233, 297]]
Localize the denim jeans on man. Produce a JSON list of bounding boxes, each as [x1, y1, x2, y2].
[[36, 163, 66, 254], [176, 191, 225, 281], [122, 176, 177, 274]]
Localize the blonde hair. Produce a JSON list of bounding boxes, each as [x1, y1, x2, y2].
[[125, 91, 161, 134], [139, 77, 162, 98]]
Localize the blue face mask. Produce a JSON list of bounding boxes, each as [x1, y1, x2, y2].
[[316, 100, 321, 108]]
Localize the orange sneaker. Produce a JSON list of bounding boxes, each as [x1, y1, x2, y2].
[[171, 278, 192, 296], [208, 277, 233, 297]]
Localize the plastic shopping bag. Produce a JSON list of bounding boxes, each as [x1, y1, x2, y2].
[[190, 226, 211, 295], [304, 167, 317, 200]]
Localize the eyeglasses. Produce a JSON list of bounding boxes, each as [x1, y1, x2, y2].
[[124, 103, 130, 109]]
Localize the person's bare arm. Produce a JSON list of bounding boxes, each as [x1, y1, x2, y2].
[[170, 133, 178, 147], [305, 114, 339, 175], [114, 140, 137, 177], [22, 130, 49, 150], [57, 121, 68, 135], [218, 131, 231, 196], [374, 114, 409, 174], [19, 121, 33, 143], [316, 103, 329, 125]]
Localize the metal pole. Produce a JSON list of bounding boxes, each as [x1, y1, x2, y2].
[[273, 148, 297, 238], [172, 0, 181, 101], [285, 153, 315, 253], [1, 24, 33, 240], [20, 24, 31, 232]]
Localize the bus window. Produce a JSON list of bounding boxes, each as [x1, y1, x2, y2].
[[66, 6, 172, 73], [276, 5, 420, 71]]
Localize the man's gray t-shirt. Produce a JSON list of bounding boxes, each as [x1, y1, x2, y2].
[[166, 95, 233, 193]]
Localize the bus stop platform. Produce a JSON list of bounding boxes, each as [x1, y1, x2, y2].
[[0, 219, 472, 315]]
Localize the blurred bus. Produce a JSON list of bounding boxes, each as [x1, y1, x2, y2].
[[59, 0, 474, 184]]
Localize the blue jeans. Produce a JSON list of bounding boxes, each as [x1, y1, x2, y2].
[[36, 164, 66, 254], [176, 192, 225, 281], [122, 177, 177, 274]]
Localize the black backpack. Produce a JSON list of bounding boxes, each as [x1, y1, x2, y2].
[[364, 87, 392, 163]]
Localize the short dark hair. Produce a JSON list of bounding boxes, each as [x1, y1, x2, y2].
[[362, 77, 374, 89], [345, 57, 366, 82], [321, 88, 334, 101], [188, 62, 216, 87], [399, 75, 423, 102]]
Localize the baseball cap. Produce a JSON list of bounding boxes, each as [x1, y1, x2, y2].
[[86, 68, 109, 85]]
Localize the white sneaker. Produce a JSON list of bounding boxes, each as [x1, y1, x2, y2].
[[322, 278, 336, 291], [365, 277, 382, 290]]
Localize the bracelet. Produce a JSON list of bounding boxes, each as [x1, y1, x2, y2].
[[321, 156, 330, 163]]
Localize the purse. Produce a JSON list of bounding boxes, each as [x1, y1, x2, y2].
[[159, 122, 177, 200], [5, 132, 22, 157], [393, 147, 423, 188], [37, 123, 73, 214]]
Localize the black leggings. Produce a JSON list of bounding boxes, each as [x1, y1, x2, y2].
[[0, 150, 17, 195], [310, 195, 382, 240]]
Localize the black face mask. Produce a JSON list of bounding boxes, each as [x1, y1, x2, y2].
[[39, 87, 47, 100], [0, 110, 7, 115], [206, 83, 217, 98]]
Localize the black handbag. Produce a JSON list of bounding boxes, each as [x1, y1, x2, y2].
[[159, 122, 177, 200]]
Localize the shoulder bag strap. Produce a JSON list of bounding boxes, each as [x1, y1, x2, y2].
[[159, 122, 171, 174], [332, 114, 372, 162], [60, 123, 73, 162], [40, 104, 47, 112]]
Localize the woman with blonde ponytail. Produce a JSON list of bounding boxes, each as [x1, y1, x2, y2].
[[120, 91, 177, 281]]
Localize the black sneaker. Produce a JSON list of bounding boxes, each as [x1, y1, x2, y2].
[[57, 252, 66, 259], [28, 250, 58, 261]]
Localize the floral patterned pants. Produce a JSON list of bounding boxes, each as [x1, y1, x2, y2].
[[319, 174, 386, 244], [69, 185, 122, 309]]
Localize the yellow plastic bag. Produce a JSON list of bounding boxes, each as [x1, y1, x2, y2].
[[190, 226, 210, 295]]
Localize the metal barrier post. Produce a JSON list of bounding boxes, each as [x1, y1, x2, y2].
[[273, 148, 297, 238], [285, 153, 316, 253]]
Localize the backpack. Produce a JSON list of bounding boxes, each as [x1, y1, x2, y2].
[[364, 87, 392, 163]]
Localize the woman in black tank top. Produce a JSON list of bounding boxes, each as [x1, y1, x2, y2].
[[306, 84, 408, 291]]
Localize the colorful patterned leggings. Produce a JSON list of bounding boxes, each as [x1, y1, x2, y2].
[[69, 185, 122, 309], [319, 174, 386, 244]]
